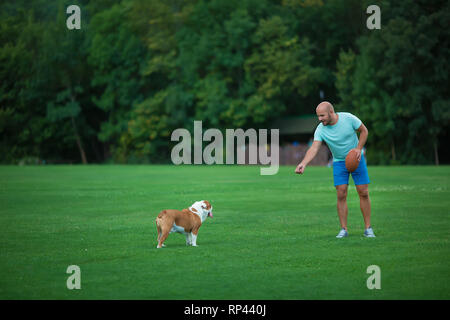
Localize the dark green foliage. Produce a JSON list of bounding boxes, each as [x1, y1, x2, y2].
[[0, 0, 448, 164], [336, 0, 449, 165]]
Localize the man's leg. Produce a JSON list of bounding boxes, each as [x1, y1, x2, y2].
[[336, 184, 349, 230], [351, 154, 372, 232], [356, 184, 371, 229]]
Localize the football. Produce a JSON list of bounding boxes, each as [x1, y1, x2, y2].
[[345, 149, 360, 172]]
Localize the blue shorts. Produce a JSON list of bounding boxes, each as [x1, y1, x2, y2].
[[333, 155, 370, 186]]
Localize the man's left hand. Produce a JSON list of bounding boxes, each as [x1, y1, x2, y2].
[[353, 148, 362, 161]]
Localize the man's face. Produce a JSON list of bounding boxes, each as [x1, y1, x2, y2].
[[317, 109, 331, 126]]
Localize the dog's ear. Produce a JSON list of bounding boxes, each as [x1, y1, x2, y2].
[[203, 200, 211, 210]]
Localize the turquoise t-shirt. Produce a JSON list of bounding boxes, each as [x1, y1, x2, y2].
[[313, 112, 362, 161]]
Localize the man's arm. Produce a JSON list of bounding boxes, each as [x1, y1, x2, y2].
[[354, 123, 368, 160], [295, 140, 322, 174]]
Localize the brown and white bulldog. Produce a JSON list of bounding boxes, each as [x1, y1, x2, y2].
[[155, 200, 213, 248]]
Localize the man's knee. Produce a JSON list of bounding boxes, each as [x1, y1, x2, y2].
[[357, 185, 369, 199], [336, 186, 348, 201]]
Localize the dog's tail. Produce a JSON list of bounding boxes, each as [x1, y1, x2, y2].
[[155, 210, 166, 231]]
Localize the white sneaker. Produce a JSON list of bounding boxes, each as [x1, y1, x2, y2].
[[336, 228, 348, 238], [364, 227, 376, 238]]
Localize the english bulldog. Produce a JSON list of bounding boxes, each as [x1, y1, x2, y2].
[[155, 200, 213, 248]]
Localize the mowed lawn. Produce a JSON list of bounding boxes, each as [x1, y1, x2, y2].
[[0, 164, 449, 300]]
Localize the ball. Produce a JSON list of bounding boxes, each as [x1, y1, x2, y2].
[[345, 149, 360, 172]]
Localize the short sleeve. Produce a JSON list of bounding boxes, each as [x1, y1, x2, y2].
[[348, 113, 362, 130], [313, 125, 323, 141]]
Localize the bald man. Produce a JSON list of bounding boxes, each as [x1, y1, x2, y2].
[[295, 102, 376, 238]]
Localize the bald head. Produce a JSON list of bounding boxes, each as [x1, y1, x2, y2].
[[316, 101, 334, 113], [316, 101, 337, 126]]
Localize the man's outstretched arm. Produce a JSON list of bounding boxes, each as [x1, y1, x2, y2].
[[295, 140, 322, 174]]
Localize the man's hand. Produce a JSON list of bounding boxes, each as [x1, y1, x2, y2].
[[353, 148, 362, 162], [294, 140, 321, 175], [295, 163, 305, 174]]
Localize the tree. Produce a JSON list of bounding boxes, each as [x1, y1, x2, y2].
[[43, 2, 92, 164], [336, 0, 449, 164], [87, 1, 149, 162]]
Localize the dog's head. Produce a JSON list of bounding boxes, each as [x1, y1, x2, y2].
[[190, 200, 213, 220], [201, 200, 213, 218]]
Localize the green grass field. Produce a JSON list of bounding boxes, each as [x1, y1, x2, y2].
[[0, 165, 449, 299]]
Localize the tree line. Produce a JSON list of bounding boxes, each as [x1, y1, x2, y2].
[[1, 0, 448, 165]]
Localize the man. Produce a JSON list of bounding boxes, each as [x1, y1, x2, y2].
[[295, 101, 376, 238]]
